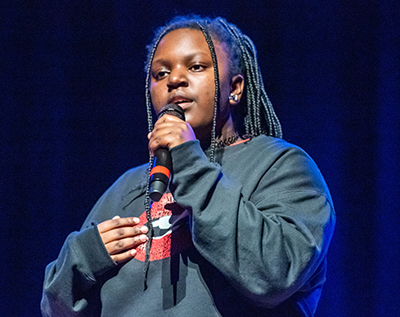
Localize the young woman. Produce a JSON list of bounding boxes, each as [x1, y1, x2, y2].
[[41, 16, 335, 316]]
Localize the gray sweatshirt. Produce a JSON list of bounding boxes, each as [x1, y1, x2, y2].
[[41, 135, 335, 316]]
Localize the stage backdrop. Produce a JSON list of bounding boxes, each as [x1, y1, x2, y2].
[[1, 1, 399, 316]]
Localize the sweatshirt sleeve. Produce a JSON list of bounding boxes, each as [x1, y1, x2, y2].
[[40, 167, 147, 316], [169, 139, 335, 308], [41, 166, 148, 316], [41, 225, 117, 316]]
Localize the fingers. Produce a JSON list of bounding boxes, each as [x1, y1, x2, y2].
[[148, 115, 195, 152], [110, 249, 137, 265], [101, 224, 148, 247], [106, 234, 148, 255], [97, 216, 139, 234], [97, 216, 149, 265]]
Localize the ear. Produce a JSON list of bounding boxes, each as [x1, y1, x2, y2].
[[229, 75, 244, 106]]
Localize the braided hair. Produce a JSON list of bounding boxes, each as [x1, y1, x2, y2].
[[142, 15, 282, 288], [145, 16, 282, 140]]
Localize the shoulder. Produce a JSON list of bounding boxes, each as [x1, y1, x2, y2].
[[224, 135, 331, 200], [81, 163, 149, 227], [259, 135, 326, 178], [250, 135, 306, 155], [226, 135, 314, 168], [94, 162, 150, 208], [109, 163, 149, 195], [256, 135, 332, 200]]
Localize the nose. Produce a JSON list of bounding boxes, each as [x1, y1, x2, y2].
[[167, 66, 188, 91]]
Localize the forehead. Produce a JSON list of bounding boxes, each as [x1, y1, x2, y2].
[[152, 28, 230, 72], [154, 29, 210, 58]]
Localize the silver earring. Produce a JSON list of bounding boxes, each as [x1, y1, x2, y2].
[[229, 94, 238, 102]]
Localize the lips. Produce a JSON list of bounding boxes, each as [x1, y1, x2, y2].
[[168, 95, 193, 108]]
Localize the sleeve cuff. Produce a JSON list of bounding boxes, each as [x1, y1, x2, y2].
[[169, 140, 210, 174], [71, 224, 117, 277]]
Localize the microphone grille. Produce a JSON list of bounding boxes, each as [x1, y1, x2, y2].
[[158, 104, 185, 121]]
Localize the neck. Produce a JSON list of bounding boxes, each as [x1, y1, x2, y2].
[[215, 132, 239, 148], [197, 115, 241, 150], [217, 115, 237, 140]]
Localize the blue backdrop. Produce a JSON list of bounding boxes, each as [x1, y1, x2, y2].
[[1, 1, 399, 316]]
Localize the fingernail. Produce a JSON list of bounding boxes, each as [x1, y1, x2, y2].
[[140, 234, 148, 242], [141, 226, 148, 233], [130, 249, 137, 256], [112, 215, 120, 219]]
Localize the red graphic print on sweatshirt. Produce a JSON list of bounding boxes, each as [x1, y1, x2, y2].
[[135, 193, 192, 261]]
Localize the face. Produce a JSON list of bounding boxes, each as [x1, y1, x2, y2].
[[150, 28, 233, 141]]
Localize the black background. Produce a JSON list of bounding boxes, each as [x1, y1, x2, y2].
[[1, 0, 399, 316]]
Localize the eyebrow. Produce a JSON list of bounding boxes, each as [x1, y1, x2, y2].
[[152, 52, 211, 66]]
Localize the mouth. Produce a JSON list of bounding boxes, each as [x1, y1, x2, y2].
[[168, 96, 193, 109]]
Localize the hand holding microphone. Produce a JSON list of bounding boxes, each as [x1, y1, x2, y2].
[[148, 104, 195, 201]]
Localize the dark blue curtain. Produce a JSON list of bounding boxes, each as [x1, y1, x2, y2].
[[1, 1, 399, 316]]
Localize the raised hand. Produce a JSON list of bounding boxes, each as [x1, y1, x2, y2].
[[148, 114, 196, 154], [97, 216, 148, 265]]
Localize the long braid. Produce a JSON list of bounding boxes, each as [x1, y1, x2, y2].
[[243, 36, 262, 135], [145, 27, 172, 132], [142, 156, 153, 290], [217, 19, 256, 135], [196, 22, 220, 163], [142, 26, 173, 290], [217, 18, 282, 138], [142, 20, 221, 288]]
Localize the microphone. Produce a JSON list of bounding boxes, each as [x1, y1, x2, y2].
[[149, 104, 185, 201]]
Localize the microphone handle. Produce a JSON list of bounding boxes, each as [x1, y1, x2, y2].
[[149, 147, 172, 202], [149, 104, 185, 201]]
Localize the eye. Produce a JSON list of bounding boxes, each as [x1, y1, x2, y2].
[[189, 64, 206, 72], [153, 69, 169, 80]]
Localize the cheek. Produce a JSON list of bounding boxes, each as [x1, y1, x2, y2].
[[150, 83, 164, 110], [215, 76, 231, 113], [150, 81, 159, 99], [199, 76, 216, 101]]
